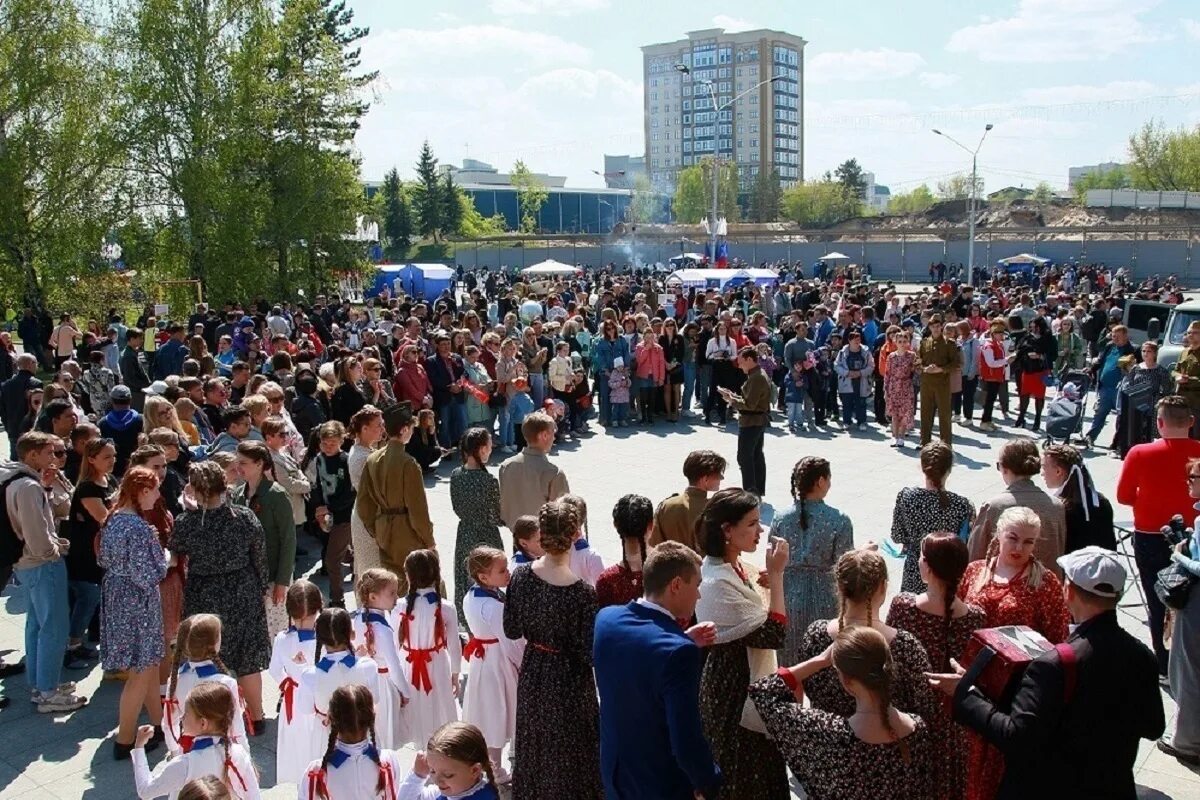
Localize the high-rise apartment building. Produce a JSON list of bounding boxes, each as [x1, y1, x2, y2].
[[641, 27, 805, 194]]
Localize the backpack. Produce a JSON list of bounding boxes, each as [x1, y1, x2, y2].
[[0, 473, 35, 569]]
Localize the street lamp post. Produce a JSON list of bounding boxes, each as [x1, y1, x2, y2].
[[932, 124, 993, 286], [675, 63, 781, 264]]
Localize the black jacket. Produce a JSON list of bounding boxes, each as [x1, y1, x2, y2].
[[119, 347, 150, 395], [1063, 494, 1116, 553], [1, 371, 39, 432], [954, 610, 1164, 800]]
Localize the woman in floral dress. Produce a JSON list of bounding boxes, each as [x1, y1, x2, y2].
[[770, 457, 853, 665], [891, 442, 975, 593], [886, 533, 986, 800], [451, 428, 504, 628], [696, 489, 791, 800], [958, 507, 1071, 800], [503, 500, 602, 800], [100, 466, 169, 758], [885, 329, 917, 447]]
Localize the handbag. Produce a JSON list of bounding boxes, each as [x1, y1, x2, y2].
[[1155, 562, 1196, 611]]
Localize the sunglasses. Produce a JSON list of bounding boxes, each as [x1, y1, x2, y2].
[[1188, 474, 1200, 480]]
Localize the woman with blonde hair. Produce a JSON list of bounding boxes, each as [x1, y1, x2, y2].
[[145, 395, 188, 440]]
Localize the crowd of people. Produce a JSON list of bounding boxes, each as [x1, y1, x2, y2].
[[0, 258, 1196, 799]]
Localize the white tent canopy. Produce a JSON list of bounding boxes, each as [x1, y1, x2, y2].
[[997, 253, 1050, 265], [521, 259, 579, 275], [817, 251, 851, 261], [666, 268, 780, 289]]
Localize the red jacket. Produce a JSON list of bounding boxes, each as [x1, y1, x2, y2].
[[979, 338, 1007, 383], [1116, 437, 1200, 531], [634, 342, 666, 384], [393, 360, 432, 408]]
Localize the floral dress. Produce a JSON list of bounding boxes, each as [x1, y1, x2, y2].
[[890, 487, 975, 593], [885, 349, 916, 430], [99, 510, 168, 672], [769, 499, 854, 665], [169, 504, 271, 676], [502, 566, 602, 800], [749, 673, 937, 800], [887, 593, 987, 800], [958, 561, 1071, 800], [450, 465, 504, 629]]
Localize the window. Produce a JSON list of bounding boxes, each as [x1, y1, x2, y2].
[[750, 138, 758, 147], [683, 99, 691, 110], [683, 141, 692, 152], [718, 67, 730, 78], [683, 113, 691, 124], [684, 155, 693, 165]]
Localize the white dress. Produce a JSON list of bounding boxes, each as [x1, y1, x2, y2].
[[461, 587, 523, 748], [351, 607, 415, 749], [569, 539, 606, 586], [133, 736, 261, 800], [297, 649, 382, 771], [395, 587, 462, 747], [298, 738, 405, 800], [268, 627, 317, 785], [350, 443, 382, 574], [163, 660, 248, 754]]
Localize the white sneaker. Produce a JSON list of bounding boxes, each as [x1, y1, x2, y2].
[[35, 688, 87, 713], [31, 681, 77, 701]]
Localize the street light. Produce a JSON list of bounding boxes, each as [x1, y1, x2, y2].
[[932, 123, 993, 286], [676, 63, 782, 262]]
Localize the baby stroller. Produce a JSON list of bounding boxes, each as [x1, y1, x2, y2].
[[1042, 370, 1091, 445]]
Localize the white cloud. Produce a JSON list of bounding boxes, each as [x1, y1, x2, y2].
[[712, 15, 759, 33], [946, 0, 1163, 62], [918, 72, 960, 89], [808, 48, 925, 83], [361, 25, 591, 73], [489, 0, 608, 15], [1184, 19, 1200, 40], [1017, 80, 1158, 105]]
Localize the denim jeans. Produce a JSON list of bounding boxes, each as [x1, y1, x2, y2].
[[611, 403, 628, 424], [1134, 531, 1173, 674], [1086, 387, 1117, 442], [68, 579, 101, 641], [496, 404, 513, 446], [788, 402, 805, 429], [840, 393, 867, 426], [682, 361, 697, 410], [596, 374, 611, 425], [436, 402, 467, 448], [529, 373, 546, 407], [16, 559, 69, 693], [695, 365, 712, 411]]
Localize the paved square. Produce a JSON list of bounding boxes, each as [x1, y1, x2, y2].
[[1, 416, 1197, 798]]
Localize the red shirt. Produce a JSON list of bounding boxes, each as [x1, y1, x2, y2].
[[1116, 437, 1200, 531]]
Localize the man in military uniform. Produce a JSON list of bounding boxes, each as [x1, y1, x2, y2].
[[1172, 320, 1200, 438], [649, 450, 726, 555], [918, 314, 960, 446]]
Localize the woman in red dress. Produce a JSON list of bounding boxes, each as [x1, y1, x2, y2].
[[595, 494, 653, 608], [957, 506, 1070, 800]]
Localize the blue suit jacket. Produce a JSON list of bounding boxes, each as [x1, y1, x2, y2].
[[593, 602, 721, 800]]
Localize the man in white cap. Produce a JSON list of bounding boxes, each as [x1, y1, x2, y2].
[[928, 546, 1164, 800]]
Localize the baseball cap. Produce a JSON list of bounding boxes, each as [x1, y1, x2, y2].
[[1108, 307, 1123, 319], [1056, 546, 1126, 598], [144, 380, 169, 397], [110, 385, 132, 403]]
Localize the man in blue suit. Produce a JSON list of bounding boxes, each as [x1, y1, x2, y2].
[[593, 541, 721, 800]]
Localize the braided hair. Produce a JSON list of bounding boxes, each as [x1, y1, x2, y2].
[[831, 627, 909, 762], [560, 494, 590, 541], [401, 549, 444, 648], [168, 614, 229, 703], [182, 682, 242, 792], [834, 549, 888, 629], [920, 533, 970, 670], [790, 456, 831, 530], [316, 684, 384, 800], [612, 494, 654, 574], [427, 721, 496, 790], [538, 500, 580, 555], [313, 607, 354, 667], [459, 427, 493, 471], [920, 442, 954, 509]]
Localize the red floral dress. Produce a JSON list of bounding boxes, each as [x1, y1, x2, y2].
[[594, 562, 643, 608], [957, 561, 1071, 800]]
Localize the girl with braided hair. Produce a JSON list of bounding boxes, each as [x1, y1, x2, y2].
[[886, 533, 985, 800], [269, 580, 323, 785], [594, 494, 654, 608], [769, 456, 853, 665], [891, 442, 975, 593], [748, 626, 937, 800], [401, 722, 499, 800], [297, 608, 382, 774], [164, 614, 248, 754], [450, 427, 503, 628], [796, 549, 939, 727], [396, 549, 462, 749], [133, 682, 262, 800], [502, 499, 603, 799], [351, 569, 414, 750], [563, 493, 606, 586], [300, 684, 404, 800]]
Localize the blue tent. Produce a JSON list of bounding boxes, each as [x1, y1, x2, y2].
[[368, 263, 455, 299]]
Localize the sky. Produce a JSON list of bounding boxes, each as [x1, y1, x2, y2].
[[350, 0, 1200, 195]]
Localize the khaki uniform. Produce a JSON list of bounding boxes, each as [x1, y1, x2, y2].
[[918, 335, 961, 446], [498, 448, 570, 528], [1173, 348, 1200, 435], [649, 487, 709, 555], [355, 441, 434, 591]]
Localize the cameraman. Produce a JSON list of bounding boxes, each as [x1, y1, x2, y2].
[[928, 548, 1164, 800]]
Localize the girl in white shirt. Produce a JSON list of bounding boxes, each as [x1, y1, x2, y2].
[[132, 681, 261, 800], [352, 568, 415, 749], [508, 516, 543, 574], [398, 722, 499, 800], [267, 580, 322, 785], [461, 548, 524, 785], [300, 684, 405, 800], [396, 550, 462, 748], [164, 614, 248, 755], [562, 494, 605, 586]]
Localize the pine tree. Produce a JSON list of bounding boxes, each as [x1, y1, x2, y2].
[[441, 170, 463, 237], [415, 140, 442, 241], [381, 168, 411, 259]]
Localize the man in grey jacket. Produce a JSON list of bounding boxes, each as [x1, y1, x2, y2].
[[3, 431, 87, 712]]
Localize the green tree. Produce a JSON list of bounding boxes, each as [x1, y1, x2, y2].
[[780, 180, 863, 227], [0, 0, 125, 314], [440, 171, 463, 236], [629, 175, 658, 224], [511, 159, 548, 233], [748, 168, 782, 222], [672, 159, 739, 224], [887, 184, 935, 215], [672, 164, 707, 223], [1031, 182, 1056, 203], [414, 140, 442, 240], [1127, 121, 1200, 190], [936, 172, 985, 200], [1072, 164, 1131, 200], [834, 158, 868, 197], [381, 167, 411, 259], [457, 193, 507, 238]]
